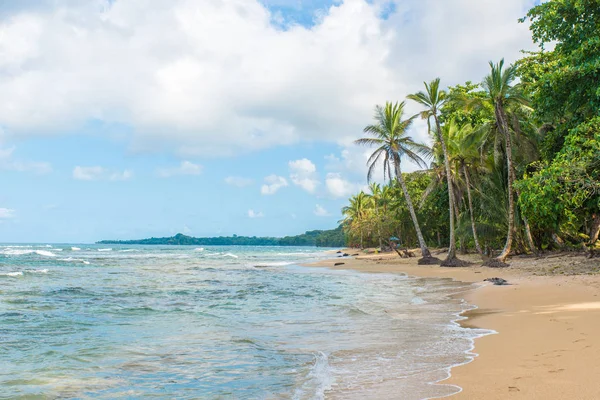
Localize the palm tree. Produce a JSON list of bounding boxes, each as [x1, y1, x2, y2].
[[366, 183, 384, 249], [446, 121, 484, 256], [341, 192, 370, 248], [355, 102, 437, 263], [480, 59, 530, 264], [408, 79, 464, 266]]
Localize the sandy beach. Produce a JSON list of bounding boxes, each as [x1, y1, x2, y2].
[[309, 251, 600, 399]]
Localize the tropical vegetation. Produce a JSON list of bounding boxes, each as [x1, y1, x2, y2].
[[99, 227, 346, 247], [340, 0, 600, 265]]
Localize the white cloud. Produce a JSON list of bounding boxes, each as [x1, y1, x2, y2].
[[314, 204, 331, 217], [0, 0, 536, 156], [325, 172, 365, 198], [289, 158, 319, 193], [0, 145, 52, 175], [157, 160, 203, 178], [225, 176, 254, 187], [73, 166, 133, 181], [0, 208, 16, 219], [248, 209, 265, 218], [261, 174, 288, 195]]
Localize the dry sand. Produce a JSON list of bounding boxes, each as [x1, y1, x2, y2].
[[309, 251, 600, 399]]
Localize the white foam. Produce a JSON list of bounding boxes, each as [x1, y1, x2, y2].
[[98, 248, 112, 252], [253, 261, 295, 267], [71, 247, 81, 251], [26, 269, 49, 274], [194, 248, 205, 252], [59, 257, 90, 265], [35, 250, 57, 257], [0, 271, 23, 277], [222, 253, 238, 259], [119, 249, 138, 252], [0, 249, 57, 257]]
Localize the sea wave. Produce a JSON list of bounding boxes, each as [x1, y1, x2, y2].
[[0, 249, 57, 257], [59, 257, 91, 265], [0, 271, 23, 277], [71, 247, 81, 251], [98, 248, 112, 252]]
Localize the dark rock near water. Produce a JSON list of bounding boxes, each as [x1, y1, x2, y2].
[[484, 277, 508, 286], [343, 253, 350, 257], [336, 251, 342, 254], [334, 262, 345, 266], [351, 254, 359, 256]]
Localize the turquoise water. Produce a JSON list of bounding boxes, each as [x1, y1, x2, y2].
[[0, 245, 489, 399]]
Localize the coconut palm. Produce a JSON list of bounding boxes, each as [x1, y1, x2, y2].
[[341, 192, 370, 248], [476, 59, 530, 264], [445, 121, 484, 256], [355, 101, 436, 262], [408, 79, 464, 266], [366, 183, 384, 249]]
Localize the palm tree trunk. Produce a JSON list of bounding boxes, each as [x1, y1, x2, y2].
[[394, 162, 431, 258], [434, 116, 457, 261], [495, 104, 515, 262], [463, 164, 482, 255], [510, 168, 537, 255], [590, 214, 600, 245]]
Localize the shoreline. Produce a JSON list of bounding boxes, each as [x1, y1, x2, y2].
[[308, 251, 600, 399]]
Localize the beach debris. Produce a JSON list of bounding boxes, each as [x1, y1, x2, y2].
[[351, 253, 359, 256], [484, 277, 508, 286], [334, 262, 345, 266]]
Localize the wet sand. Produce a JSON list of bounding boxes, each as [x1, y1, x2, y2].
[[309, 251, 600, 399]]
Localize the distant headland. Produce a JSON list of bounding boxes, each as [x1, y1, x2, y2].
[[97, 226, 345, 247]]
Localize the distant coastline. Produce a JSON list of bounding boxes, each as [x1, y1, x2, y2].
[[97, 227, 345, 247]]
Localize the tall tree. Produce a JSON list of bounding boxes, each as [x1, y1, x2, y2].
[[355, 102, 438, 263], [408, 79, 466, 266], [445, 121, 484, 256], [341, 192, 370, 249], [480, 59, 529, 264]]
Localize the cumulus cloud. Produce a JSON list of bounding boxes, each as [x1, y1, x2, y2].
[[225, 176, 254, 187], [289, 158, 319, 193], [325, 172, 365, 198], [0, 0, 536, 156], [248, 209, 265, 218], [0, 145, 52, 175], [261, 175, 288, 195], [157, 161, 203, 178], [73, 166, 133, 181], [0, 208, 16, 219], [314, 204, 331, 217]]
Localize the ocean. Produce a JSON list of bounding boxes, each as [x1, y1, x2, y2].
[[0, 244, 491, 399]]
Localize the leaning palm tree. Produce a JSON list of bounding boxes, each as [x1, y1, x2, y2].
[[355, 101, 438, 263], [479, 59, 530, 265], [408, 79, 466, 266]]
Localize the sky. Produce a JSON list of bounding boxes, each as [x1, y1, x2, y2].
[[0, 0, 539, 243]]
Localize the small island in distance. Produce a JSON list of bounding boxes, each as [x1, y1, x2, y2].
[[97, 226, 346, 247]]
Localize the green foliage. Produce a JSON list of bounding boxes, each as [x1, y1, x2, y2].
[[518, 0, 600, 158], [98, 227, 346, 247], [517, 117, 600, 238]]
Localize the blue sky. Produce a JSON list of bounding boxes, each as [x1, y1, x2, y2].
[[0, 0, 537, 243]]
